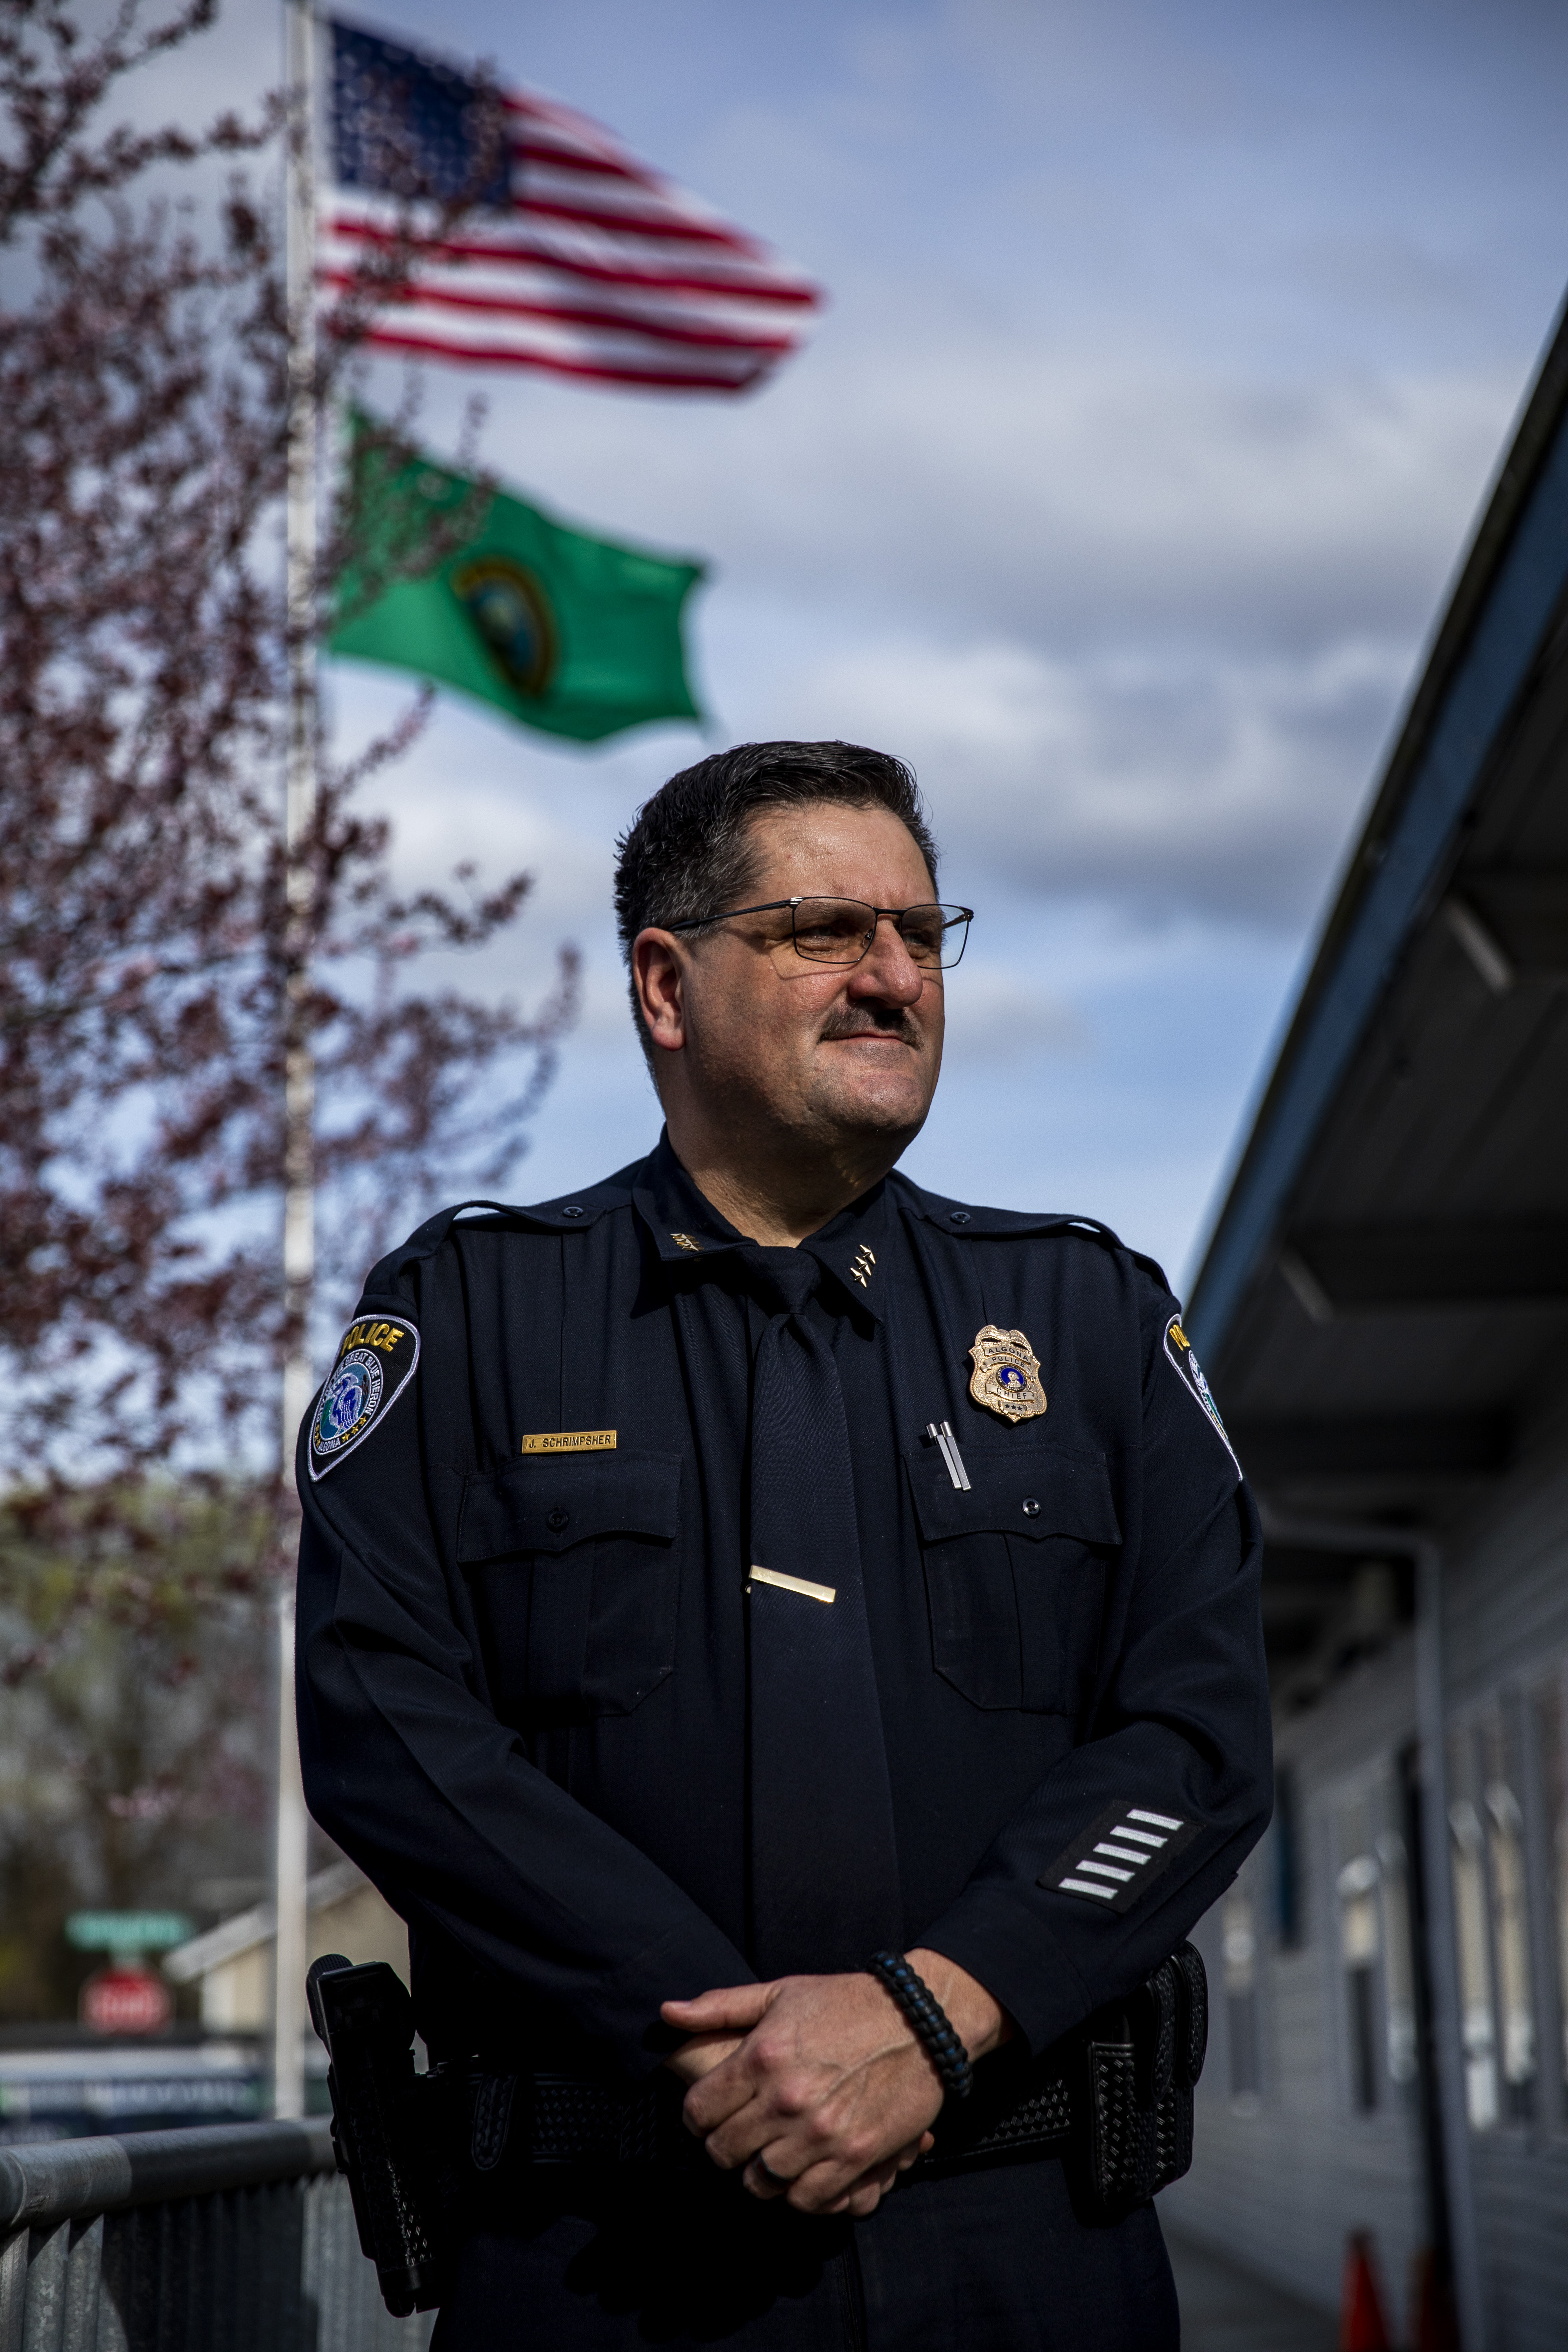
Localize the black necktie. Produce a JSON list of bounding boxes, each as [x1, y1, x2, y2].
[[742, 1246, 903, 1979]]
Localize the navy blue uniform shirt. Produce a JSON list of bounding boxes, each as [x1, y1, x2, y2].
[[295, 1133, 1270, 2082]]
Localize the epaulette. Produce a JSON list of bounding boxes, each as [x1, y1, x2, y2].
[[359, 1165, 640, 1297], [890, 1172, 1172, 1296]]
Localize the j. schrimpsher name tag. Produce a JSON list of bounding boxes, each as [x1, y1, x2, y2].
[[522, 1430, 617, 1454]]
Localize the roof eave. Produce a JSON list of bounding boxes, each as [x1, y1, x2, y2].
[[1186, 288, 1568, 1360]]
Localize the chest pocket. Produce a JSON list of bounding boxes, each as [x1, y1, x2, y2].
[[904, 1441, 1120, 1715], [458, 1452, 682, 1720]]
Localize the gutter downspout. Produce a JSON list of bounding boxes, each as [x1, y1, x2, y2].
[[1260, 1511, 1485, 2352]]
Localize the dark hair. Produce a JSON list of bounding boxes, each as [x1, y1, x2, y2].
[[614, 740, 939, 1062]]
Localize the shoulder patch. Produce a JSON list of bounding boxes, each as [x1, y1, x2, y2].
[[307, 1313, 420, 1480], [1162, 1316, 1239, 1473]]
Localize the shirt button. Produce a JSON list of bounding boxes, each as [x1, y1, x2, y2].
[[546, 1508, 569, 1532], [1022, 1498, 1041, 1518], [950, 1210, 971, 1225], [561, 1206, 584, 1219]]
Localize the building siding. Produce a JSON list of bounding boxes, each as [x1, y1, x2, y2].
[[1163, 1424, 1568, 2347], [1161, 1639, 1423, 2330]]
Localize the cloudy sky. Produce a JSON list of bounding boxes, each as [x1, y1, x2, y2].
[[163, 0, 1568, 1287]]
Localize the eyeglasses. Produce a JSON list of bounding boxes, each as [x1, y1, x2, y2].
[[666, 896, 973, 970]]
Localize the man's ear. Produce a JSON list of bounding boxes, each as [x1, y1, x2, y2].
[[632, 930, 687, 1053]]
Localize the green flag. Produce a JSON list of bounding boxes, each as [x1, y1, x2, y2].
[[330, 424, 706, 743]]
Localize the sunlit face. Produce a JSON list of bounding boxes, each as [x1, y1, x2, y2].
[[654, 801, 946, 1156]]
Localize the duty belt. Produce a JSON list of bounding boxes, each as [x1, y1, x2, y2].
[[473, 2056, 1076, 2174], [308, 1940, 1208, 2324]]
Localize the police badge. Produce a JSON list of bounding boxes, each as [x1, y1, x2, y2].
[[968, 1325, 1048, 1423]]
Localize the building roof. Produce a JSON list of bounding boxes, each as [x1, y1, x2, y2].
[[162, 1860, 367, 1985], [1183, 290, 1568, 1692]]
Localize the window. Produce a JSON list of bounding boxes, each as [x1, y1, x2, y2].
[[1338, 1851, 1381, 2112], [1222, 1885, 1261, 2105], [1328, 1776, 1418, 2116], [1447, 1712, 1539, 2130], [1273, 1762, 1303, 1949], [1535, 1674, 1568, 2103], [1321, 1700, 1566, 2138], [1376, 1826, 1418, 2090], [1449, 1732, 1498, 2130], [1334, 1784, 1404, 2116], [1480, 1714, 1535, 2122]]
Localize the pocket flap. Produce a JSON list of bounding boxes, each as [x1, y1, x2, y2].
[[905, 1440, 1120, 1547], [458, 1452, 682, 1562]]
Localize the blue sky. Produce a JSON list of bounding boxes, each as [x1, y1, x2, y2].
[[164, 0, 1568, 1290]]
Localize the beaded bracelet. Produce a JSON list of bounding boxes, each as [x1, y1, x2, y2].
[[867, 1951, 974, 2101]]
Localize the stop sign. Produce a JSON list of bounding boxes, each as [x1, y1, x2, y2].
[[80, 1962, 172, 2035]]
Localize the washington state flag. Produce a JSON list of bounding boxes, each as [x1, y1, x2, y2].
[[330, 417, 706, 742]]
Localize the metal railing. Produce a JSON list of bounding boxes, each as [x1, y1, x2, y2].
[[0, 2119, 432, 2351]]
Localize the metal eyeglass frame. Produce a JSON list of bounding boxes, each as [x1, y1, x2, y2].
[[664, 896, 974, 969]]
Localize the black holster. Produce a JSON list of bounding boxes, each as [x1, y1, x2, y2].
[[306, 1954, 457, 2316], [1063, 1940, 1208, 2218], [907, 1938, 1206, 2219]]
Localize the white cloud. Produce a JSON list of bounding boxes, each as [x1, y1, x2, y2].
[[749, 629, 1403, 921], [405, 337, 1510, 657], [939, 963, 1087, 1060]]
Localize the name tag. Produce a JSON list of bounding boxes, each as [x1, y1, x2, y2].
[[522, 1430, 617, 1454]]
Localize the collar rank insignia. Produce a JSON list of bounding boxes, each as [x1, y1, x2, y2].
[[849, 1244, 875, 1290], [968, 1324, 1047, 1423], [1162, 1316, 1239, 1471], [308, 1314, 420, 1482], [670, 1231, 703, 1253]]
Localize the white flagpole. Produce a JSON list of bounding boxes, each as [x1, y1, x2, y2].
[[274, 0, 319, 2124]]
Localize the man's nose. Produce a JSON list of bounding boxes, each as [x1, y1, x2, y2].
[[847, 916, 927, 1006]]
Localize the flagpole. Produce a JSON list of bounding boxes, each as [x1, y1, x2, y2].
[[274, 0, 318, 2124]]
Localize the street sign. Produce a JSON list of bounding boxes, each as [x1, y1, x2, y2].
[[80, 1963, 173, 2036], [65, 1911, 192, 1953]]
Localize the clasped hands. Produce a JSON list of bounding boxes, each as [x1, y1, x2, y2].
[[661, 1949, 1010, 2219]]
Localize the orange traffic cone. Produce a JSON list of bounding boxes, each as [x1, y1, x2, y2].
[[1339, 2231, 1392, 2352]]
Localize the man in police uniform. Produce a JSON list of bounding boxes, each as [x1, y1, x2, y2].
[[296, 740, 1270, 2350]]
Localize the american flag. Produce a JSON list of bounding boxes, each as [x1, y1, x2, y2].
[[321, 20, 823, 394]]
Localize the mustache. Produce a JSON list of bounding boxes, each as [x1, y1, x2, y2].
[[818, 1004, 923, 1047]]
